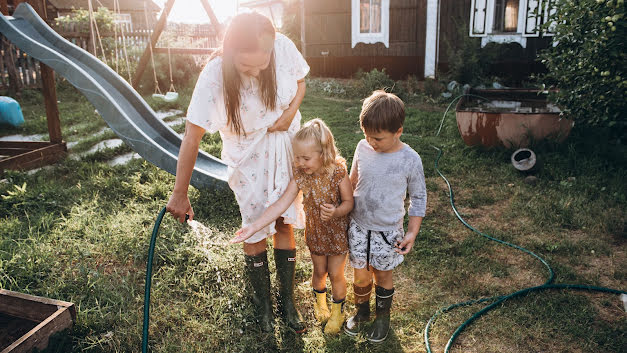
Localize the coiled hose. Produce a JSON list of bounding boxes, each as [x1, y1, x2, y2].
[[425, 118, 626, 352]]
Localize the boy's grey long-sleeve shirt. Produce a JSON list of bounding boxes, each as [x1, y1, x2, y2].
[[350, 139, 427, 231]]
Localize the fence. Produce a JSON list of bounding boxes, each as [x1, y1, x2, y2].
[[0, 24, 219, 91]]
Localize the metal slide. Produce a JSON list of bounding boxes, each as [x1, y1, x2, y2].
[[0, 3, 227, 189]]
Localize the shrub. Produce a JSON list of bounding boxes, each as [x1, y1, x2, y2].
[[539, 0, 626, 132], [352, 68, 396, 97]]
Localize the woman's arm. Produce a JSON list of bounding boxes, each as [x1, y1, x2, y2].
[[320, 175, 354, 221], [166, 121, 205, 223], [230, 179, 300, 243], [267, 79, 306, 132]]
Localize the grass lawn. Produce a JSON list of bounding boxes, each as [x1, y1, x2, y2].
[[0, 81, 625, 352]]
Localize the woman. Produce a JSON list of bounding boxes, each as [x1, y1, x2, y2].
[[166, 12, 309, 333]]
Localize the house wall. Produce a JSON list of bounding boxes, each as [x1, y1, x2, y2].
[[303, 0, 427, 79], [437, 0, 550, 81]]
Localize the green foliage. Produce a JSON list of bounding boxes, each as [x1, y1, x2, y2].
[[444, 19, 487, 85], [55, 7, 114, 33], [539, 0, 626, 131], [352, 68, 396, 97], [138, 55, 203, 95]]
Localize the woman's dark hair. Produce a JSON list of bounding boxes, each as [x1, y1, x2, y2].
[[211, 13, 277, 136]]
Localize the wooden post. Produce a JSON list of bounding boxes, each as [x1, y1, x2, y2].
[[32, 0, 62, 143], [200, 0, 222, 36], [131, 0, 176, 89], [40, 63, 61, 143]]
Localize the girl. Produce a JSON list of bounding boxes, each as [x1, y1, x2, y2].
[[166, 13, 309, 333], [231, 119, 354, 335]]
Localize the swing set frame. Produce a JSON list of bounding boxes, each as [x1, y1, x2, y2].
[[0, 0, 66, 174], [131, 0, 222, 89]]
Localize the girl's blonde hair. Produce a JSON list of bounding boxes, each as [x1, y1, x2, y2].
[[293, 118, 344, 175]]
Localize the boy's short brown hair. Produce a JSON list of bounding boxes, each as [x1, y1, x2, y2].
[[359, 90, 405, 133]]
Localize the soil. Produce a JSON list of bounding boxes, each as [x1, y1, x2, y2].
[[0, 313, 39, 350]]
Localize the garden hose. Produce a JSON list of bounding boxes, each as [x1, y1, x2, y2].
[[142, 206, 167, 353], [425, 138, 626, 352]]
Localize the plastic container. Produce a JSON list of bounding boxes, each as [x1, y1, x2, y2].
[[0, 96, 25, 126]]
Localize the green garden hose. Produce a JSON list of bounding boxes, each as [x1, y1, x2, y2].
[[142, 206, 167, 353], [425, 141, 626, 353]]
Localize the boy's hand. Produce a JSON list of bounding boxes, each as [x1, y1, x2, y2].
[[320, 203, 336, 221], [230, 226, 255, 244], [395, 233, 417, 255]]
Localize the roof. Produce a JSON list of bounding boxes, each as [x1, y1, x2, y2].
[[49, 0, 161, 12]]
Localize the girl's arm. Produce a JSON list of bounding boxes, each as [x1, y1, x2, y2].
[[320, 175, 354, 221], [166, 121, 205, 223], [230, 179, 300, 243], [267, 79, 306, 132]]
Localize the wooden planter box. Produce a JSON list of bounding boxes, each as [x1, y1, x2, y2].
[[455, 88, 574, 148], [0, 290, 75, 353]]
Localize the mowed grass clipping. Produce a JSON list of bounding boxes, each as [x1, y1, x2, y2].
[[0, 82, 625, 352]]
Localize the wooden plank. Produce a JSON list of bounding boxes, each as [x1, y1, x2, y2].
[[1, 307, 74, 353], [0, 141, 53, 149], [0, 143, 66, 172], [153, 47, 215, 55], [199, 0, 222, 35], [39, 63, 62, 143], [0, 148, 37, 156], [0, 289, 75, 321]]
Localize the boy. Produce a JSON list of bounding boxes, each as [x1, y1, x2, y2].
[[344, 90, 427, 342]]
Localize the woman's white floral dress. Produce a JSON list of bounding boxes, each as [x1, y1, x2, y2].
[[186, 33, 309, 243]]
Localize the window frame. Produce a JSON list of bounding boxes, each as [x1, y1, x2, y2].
[[351, 0, 390, 48]]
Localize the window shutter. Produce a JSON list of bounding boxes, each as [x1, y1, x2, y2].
[[470, 0, 488, 37], [542, 0, 556, 36], [522, 0, 542, 37]]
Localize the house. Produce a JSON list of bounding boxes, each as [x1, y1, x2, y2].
[[301, 0, 555, 79], [46, 0, 161, 31]]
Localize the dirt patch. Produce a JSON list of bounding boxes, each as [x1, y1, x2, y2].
[[0, 313, 38, 350]]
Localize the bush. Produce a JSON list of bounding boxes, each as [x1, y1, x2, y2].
[[539, 0, 626, 132], [139, 55, 202, 95]]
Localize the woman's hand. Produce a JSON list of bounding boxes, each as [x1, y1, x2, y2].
[[267, 108, 296, 132], [166, 191, 194, 223], [230, 226, 256, 243], [320, 203, 337, 221], [267, 79, 305, 133]]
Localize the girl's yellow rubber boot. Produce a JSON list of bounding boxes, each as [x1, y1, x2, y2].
[[324, 299, 345, 335], [313, 288, 330, 323]]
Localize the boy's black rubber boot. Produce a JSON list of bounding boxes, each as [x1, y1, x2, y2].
[[344, 282, 373, 336], [274, 248, 307, 333], [245, 251, 274, 333], [367, 286, 394, 343]]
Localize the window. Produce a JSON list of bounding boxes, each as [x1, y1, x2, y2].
[[360, 0, 382, 33], [470, 0, 554, 48], [351, 0, 389, 48], [493, 0, 519, 32], [114, 13, 133, 33]]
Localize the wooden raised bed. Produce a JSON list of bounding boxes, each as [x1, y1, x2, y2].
[[0, 289, 75, 353]]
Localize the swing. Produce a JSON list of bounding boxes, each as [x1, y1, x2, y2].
[[144, 1, 178, 103]]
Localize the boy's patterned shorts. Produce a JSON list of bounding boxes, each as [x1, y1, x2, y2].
[[347, 219, 404, 271]]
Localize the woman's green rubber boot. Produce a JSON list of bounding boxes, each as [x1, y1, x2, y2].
[[245, 252, 274, 333], [274, 249, 306, 333]]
